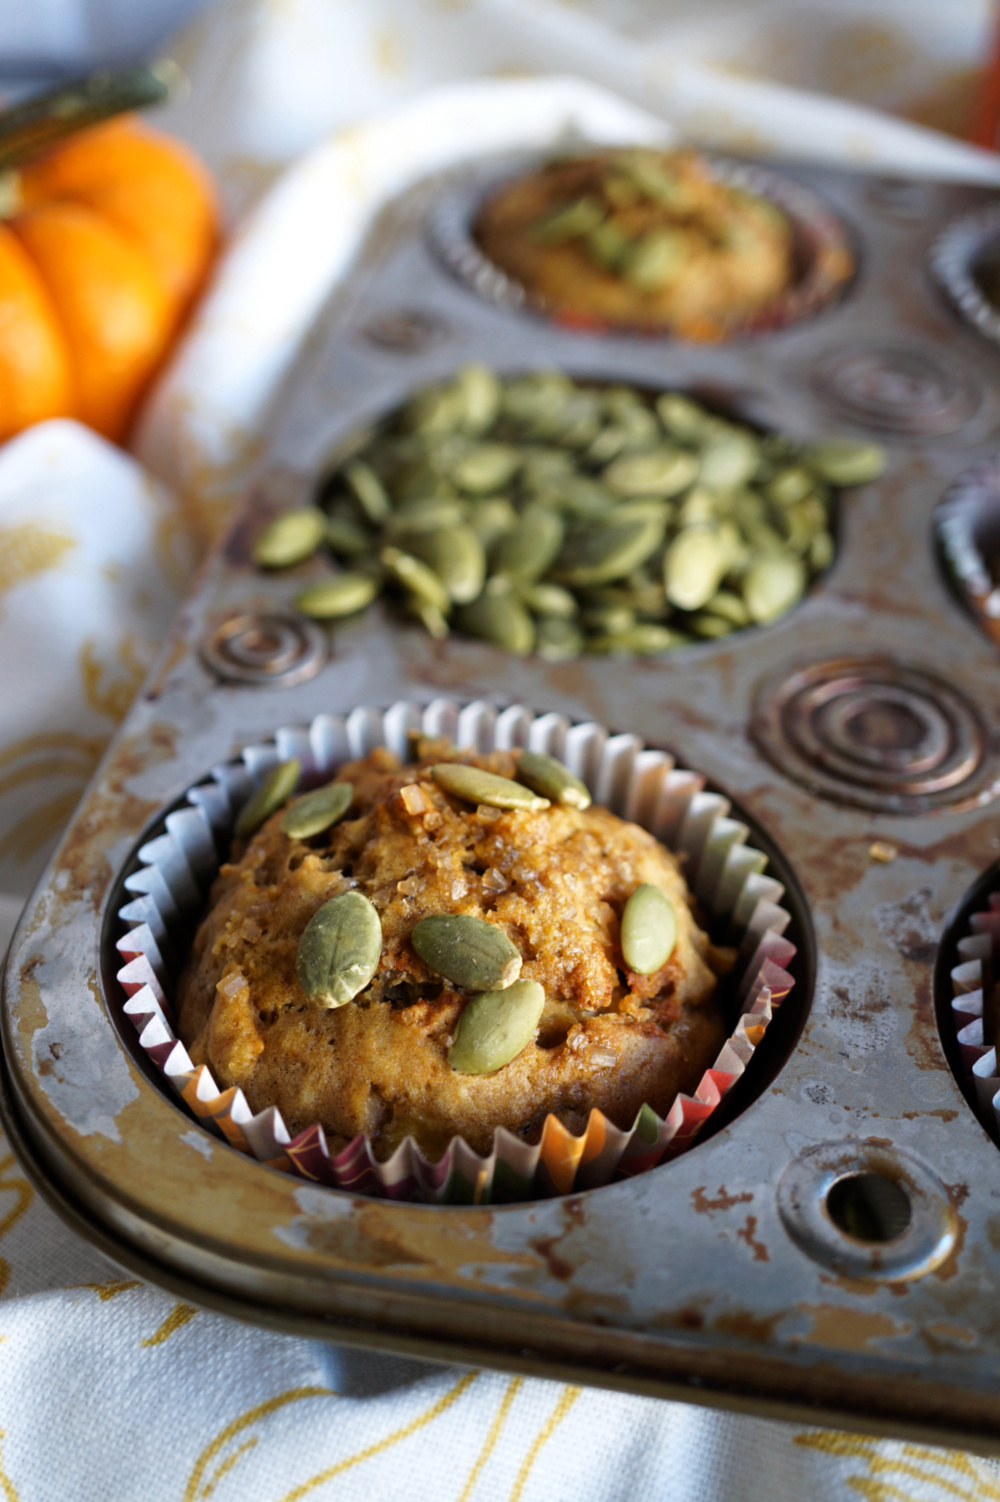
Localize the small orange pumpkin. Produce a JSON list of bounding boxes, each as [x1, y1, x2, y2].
[[0, 114, 218, 443]]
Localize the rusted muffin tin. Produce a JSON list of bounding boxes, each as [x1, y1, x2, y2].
[[7, 148, 1000, 1453]]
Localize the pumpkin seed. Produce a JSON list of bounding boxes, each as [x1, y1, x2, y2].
[[584, 219, 631, 269], [405, 385, 464, 436], [536, 617, 584, 661], [252, 508, 326, 569], [296, 891, 382, 1007], [234, 758, 301, 839], [325, 513, 372, 557], [344, 461, 391, 524], [281, 780, 353, 839], [586, 424, 629, 465], [533, 195, 605, 244], [809, 529, 835, 572], [664, 526, 729, 611], [767, 465, 815, 507], [467, 496, 517, 546], [616, 150, 684, 205], [490, 506, 564, 580], [411, 913, 522, 991], [806, 439, 886, 486], [430, 763, 550, 811], [406, 525, 485, 604], [538, 475, 614, 518], [705, 589, 749, 626], [386, 498, 467, 535], [448, 979, 545, 1074], [516, 581, 578, 618], [457, 364, 501, 433], [620, 884, 677, 974], [742, 553, 807, 623], [604, 447, 698, 498], [554, 516, 664, 587], [611, 497, 672, 526], [582, 604, 636, 634], [587, 623, 687, 655], [295, 573, 380, 619], [380, 546, 450, 613], [656, 392, 708, 442], [516, 750, 591, 809], [450, 443, 520, 494], [623, 228, 692, 291], [698, 428, 760, 492], [689, 612, 733, 639], [456, 592, 534, 655], [410, 599, 450, 639]]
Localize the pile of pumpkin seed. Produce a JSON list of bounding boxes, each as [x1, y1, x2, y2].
[[253, 367, 885, 659], [236, 748, 680, 1076]]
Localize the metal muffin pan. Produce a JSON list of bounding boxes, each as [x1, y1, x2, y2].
[[7, 150, 1000, 1450]]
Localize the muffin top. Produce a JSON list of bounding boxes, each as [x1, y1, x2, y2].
[[178, 740, 732, 1160], [474, 148, 795, 337]]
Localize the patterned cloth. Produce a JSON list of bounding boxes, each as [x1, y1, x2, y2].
[[3, 3, 1000, 1497]]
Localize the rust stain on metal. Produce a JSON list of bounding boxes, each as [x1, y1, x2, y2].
[[932, 1183, 969, 1282], [793, 1304, 911, 1351], [923, 1320, 979, 1352], [901, 1108, 958, 1122], [713, 1309, 783, 1343], [53, 722, 179, 912], [735, 1214, 770, 1262], [530, 1235, 575, 1281], [293, 1201, 539, 1279], [691, 1186, 754, 1215], [15, 955, 48, 1049]]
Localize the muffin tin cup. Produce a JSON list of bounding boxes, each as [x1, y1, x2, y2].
[[430, 154, 855, 342], [114, 698, 797, 1205]]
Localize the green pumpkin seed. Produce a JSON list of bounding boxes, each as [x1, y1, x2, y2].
[[664, 526, 730, 611], [405, 385, 463, 436], [621, 884, 677, 974], [705, 589, 749, 626], [767, 465, 815, 507], [623, 228, 692, 291], [698, 428, 760, 492], [448, 979, 545, 1074], [380, 546, 450, 613], [537, 475, 614, 519], [281, 780, 353, 839], [587, 623, 688, 655], [533, 195, 605, 244], [582, 604, 636, 634], [516, 750, 591, 809], [450, 443, 520, 494], [656, 392, 708, 442], [234, 758, 301, 839], [611, 497, 672, 526], [386, 498, 467, 535], [604, 447, 698, 498], [689, 613, 734, 639], [742, 553, 807, 623], [467, 496, 517, 546], [516, 581, 577, 618], [296, 891, 382, 1008], [411, 913, 522, 991], [809, 529, 835, 572], [806, 440, 886, 486], [456, 593, 534, 655], [584, 219, 631, 269], [430, 763, 550, 811], [344, 461, 391, 524], [406, 525, 486, 604], [410, 599, 450, 639], [252, 508, 327, 569], [457, 364, 501, 433], [295, 573, 380, 619], [676, 486, 718, 527], [325, 513, 372, 557], [615, 150, 684, 205], [554, 517, 664, 587], [536, 617, 584, 661], [490, 506, 564, 580], [586, 424, 629, 465]]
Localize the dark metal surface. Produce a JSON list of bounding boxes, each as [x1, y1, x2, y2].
[[7, 148, 1000, 1447]]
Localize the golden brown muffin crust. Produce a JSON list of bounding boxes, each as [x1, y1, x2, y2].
[[177, 744, 731, 1159]]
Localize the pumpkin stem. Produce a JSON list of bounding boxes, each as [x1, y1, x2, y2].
[[0, 60, 181, 172]]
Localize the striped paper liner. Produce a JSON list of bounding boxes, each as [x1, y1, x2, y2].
[[949, 890, 1000, 1136], [115, 699, 797, 1204]]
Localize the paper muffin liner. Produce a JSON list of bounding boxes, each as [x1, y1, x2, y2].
[[947, 889, 1000, 1139], [430, 155, 854, 341], [930, 206, 1000, 349], [115, 699, 798, 1203]]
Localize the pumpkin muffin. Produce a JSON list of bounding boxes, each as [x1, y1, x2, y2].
[[177, 741, 732, 1161], [473, 147, 795, 338]]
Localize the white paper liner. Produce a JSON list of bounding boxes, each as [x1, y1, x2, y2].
[[115, 700, 797, 1202], [947, 891, 1000, 1138]]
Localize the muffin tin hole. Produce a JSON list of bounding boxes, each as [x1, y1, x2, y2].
[[935, 457, 1000, 651], [930, 206, 1000, 349], [825, 1171, 912, 1244]]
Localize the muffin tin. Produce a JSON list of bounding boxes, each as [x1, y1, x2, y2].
[[6, 141, 1000, 1450]]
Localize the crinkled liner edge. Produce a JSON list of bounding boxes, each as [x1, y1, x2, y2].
[[428, 154, 855, 340], [930, 206, 1000, 348], [949, 890, 1000, 1137], [115, 698, 797, 1204]]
